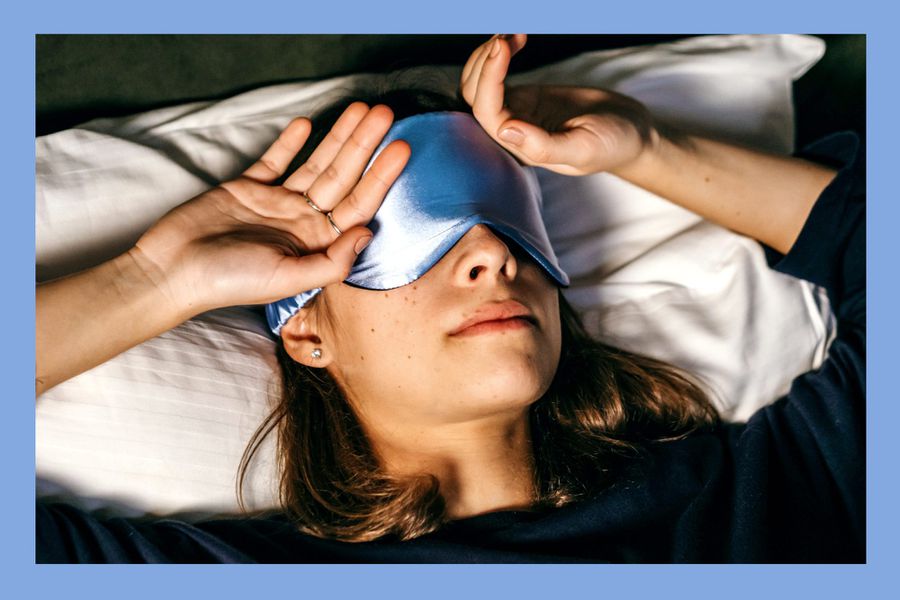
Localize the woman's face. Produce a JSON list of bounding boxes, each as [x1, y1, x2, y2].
[[301, 224, 562, 426]]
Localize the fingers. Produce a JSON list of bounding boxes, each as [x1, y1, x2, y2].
[[243, 117, 312, 183], [328, 139, 410, 234], [461, 35, 499, 104], [300, 105, 395, 213], [461, 34, 526, 107], [471, 36, 513, 131], [282, 101, 371, 193], [224, 101, 404, 258], [463, 37, 539, 166], [505, 33, 527, 55], [462, 36, 593, 172]]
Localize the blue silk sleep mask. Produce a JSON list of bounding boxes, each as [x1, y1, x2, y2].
[[266, 111, 569, 335]]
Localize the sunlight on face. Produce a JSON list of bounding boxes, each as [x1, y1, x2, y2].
[[313, 224, 562, 427]]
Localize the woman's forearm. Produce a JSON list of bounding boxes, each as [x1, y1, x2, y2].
[[612, 134, 838, 255], [36, 250, 190, 397], [35, 109, 408, 398]]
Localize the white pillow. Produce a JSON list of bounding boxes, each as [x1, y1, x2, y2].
[[36, 34, 833, 516]]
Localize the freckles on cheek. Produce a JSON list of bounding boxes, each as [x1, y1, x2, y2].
[[356, 285, 429, 368]]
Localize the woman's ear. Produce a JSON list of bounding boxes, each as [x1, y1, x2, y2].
[[281, 307, 334, 368]]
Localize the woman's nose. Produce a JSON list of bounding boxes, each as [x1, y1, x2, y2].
[[451, 224, 518, 287]]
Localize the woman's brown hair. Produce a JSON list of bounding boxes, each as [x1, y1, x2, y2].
[[238, 74, 719, 542]]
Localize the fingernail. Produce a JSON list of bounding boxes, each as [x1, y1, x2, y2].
[[354, 235, 373, 255], [499, 127, 524, 145], [489, 38, 500, 58]]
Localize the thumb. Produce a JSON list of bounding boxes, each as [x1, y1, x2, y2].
[[324, 225, 374, 274], [497, 118, 602, 175], [268, 226, 373, 299]]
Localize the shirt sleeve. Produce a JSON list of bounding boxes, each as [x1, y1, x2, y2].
[[36, 499, 258, 563], [766, 132, 865, 328], [729, 132, 865, 561]]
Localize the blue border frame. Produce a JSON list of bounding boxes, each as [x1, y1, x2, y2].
[[8, 1, 894, 598]]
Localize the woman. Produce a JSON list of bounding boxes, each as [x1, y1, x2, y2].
[[36, 35, 864, 562]]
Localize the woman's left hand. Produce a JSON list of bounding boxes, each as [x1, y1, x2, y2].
[[460, 34, 659, 177]]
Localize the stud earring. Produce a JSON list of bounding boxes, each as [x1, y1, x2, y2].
[[311, 348, 323, 360]]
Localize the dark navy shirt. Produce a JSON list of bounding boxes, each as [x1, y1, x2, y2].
[[36, 133, 865, 563]]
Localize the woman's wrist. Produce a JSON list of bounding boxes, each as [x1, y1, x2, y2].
[[608, 124, 666, 182], [123, 246, 202, 323], [119, 247, 199, 325]]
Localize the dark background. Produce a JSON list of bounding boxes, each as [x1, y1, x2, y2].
[[36, 34, 864, 148]]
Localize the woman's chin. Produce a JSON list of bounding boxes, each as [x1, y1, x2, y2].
[[444, 367, 550, 416], [476, 350, 557, 394]]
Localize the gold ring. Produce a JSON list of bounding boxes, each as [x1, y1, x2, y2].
[[303, 192, 326, 214], [326, 211, 343, 235]]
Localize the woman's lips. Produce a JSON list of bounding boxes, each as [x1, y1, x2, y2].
[[450, 316, 535, 337], [449, 300, 537, 336]]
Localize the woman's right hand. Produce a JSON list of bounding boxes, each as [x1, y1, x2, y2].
[[131, 102, 411, 317]]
